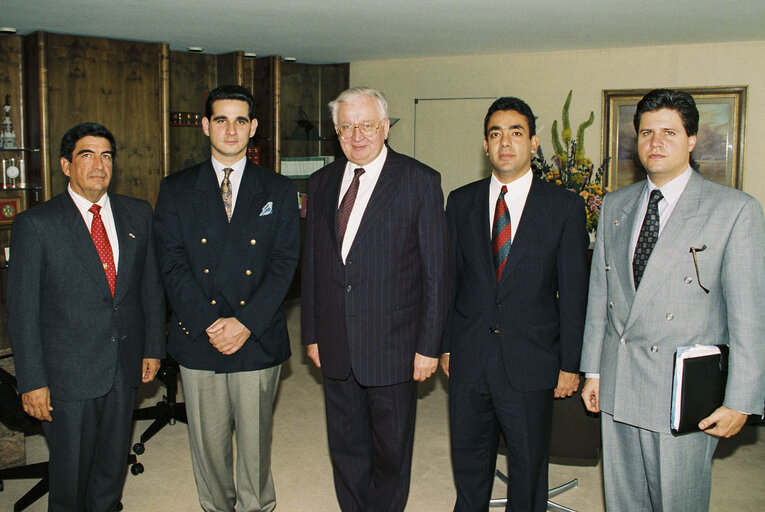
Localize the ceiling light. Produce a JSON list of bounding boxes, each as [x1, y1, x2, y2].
[[187, 46, 203, 53], [283, 57, 297, 62], [243, 52, 257, 58], [0, 27, 17, 34]]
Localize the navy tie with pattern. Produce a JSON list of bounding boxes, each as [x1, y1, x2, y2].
[[633, 188, 663, 289], [492, 185, 512, 281]]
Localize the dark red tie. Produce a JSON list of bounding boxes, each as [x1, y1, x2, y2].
[[492, 186, 512, 281], [337, 167, 365, 247], [89, 204, 116, 296]]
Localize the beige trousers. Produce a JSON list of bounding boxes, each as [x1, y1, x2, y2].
[[181, 364, 282, 512]]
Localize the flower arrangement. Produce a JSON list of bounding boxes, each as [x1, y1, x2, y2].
[[532, 91, 609, 234]]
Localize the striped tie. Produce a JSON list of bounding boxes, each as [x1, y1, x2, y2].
[[492, 185, 512, 281]]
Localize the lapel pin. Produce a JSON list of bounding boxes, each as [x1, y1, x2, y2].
[[614, 220, 619, 225], [128, 232, 136, 238]]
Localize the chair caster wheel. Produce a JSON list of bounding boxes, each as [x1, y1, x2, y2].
[[132, 442, 145, 455], [130, 463, 144, 475]]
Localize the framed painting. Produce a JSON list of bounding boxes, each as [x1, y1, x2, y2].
[[601, 87, 746, 190]]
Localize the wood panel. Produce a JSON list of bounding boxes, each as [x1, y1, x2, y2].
[[247, 56, 278, 171], [44, 33, 164, 205], [168, 51, 216, 173], [0, 35, 25, 149]]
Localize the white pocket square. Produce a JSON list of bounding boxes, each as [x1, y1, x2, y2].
[[260, 201, 273, 216]]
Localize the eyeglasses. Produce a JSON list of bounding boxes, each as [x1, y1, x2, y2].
[[335, 120, 383, 140]]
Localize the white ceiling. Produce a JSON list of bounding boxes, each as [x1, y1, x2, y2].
[[4, 0, 765, 64]]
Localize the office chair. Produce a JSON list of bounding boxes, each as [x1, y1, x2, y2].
[[489, 377, 601, 511], [0, 367, 141, 511], [131, 356, 186, 456]]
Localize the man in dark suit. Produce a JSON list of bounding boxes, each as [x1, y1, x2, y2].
[[7, 122, 165, 511], [440, 97, 589, 511], [301, 86, 449, 511], [153, 85, 299, 512]]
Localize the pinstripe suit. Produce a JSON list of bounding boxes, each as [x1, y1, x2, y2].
[[301, 146, 449, 510]]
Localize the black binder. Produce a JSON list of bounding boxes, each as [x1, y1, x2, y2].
[[670, 344, 728, 435]]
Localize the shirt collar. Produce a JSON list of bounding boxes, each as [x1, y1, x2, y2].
[[345, 145, 388, 179], [211, 155, 247, 175], [646, 166, 693, 208], [68, 183, 110, 211], [490, 168, 533, 198]]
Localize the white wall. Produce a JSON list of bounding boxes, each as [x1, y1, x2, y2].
[[351, 40, 765, 205]]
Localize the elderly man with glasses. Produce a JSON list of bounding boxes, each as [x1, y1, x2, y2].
[[301, 86, 449, 512]]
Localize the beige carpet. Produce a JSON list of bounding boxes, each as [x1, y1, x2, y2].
[[1, 302, 763, 511]]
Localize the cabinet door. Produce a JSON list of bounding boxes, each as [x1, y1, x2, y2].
[[46, 34, 164, 205]]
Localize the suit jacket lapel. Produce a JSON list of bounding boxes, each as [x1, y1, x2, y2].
[[625, 172, 706, 330], [498, 177, 546, 285], [350, 150, 404, 250], [322, 160, 346, 260], [468, 178, 495, 281], [614, 185, 644, 305], [111, 196, 137, 301], [60, 192, 113, 298], [193, 160, 229, 248]]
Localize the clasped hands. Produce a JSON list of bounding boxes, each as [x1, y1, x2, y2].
[[207, 317, 251, 355]]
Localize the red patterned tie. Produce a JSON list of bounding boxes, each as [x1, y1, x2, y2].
[[492, 186, 512, 281], [89, 204, 116, 296], [337, 167, 365, 247]]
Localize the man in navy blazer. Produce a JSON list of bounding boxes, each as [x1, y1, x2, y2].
[[441, 97, 589, 511], [8, 123, 165, 511], [301, 87, 449, 511], [153, 85, 299, 512]]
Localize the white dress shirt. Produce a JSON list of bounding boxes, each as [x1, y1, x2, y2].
[[337, 145, 388, 262], [629, 166, 693, 260], [488, 168, 533, 241], [68, 184, 119, 271], [212, 155, 247, 215]]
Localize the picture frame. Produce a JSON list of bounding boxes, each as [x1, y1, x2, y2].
[[601, 87, 746, 191]]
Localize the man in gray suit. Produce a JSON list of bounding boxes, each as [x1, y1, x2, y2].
[[580, 89, 765, 511], [7, 123, 165, 511]]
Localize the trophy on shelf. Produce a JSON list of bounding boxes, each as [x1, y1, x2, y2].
[[2, 94, 18, 150]]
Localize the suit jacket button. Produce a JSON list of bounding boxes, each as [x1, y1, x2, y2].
[[495, 299, 502, 307], [494, 329, 501, 334], [684, 277, 693, 284], [666, 313, 674, 320], [239, 300, 246, 306], [203, 268, 210, 274], [210, 299, 217, 305], [620, 337, 627, 345], [346, 285, 352, 292], [250, 239, 257, 245], [185, 331, 190, 335], [201, 238, 207, 244], [605, 264, 611, 271], [178, 321, 183, 326], [650, 345, 659, 352], [111, 336, 117, 343], [608, 301, 615, 309], [245, 270, 252, 276]]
